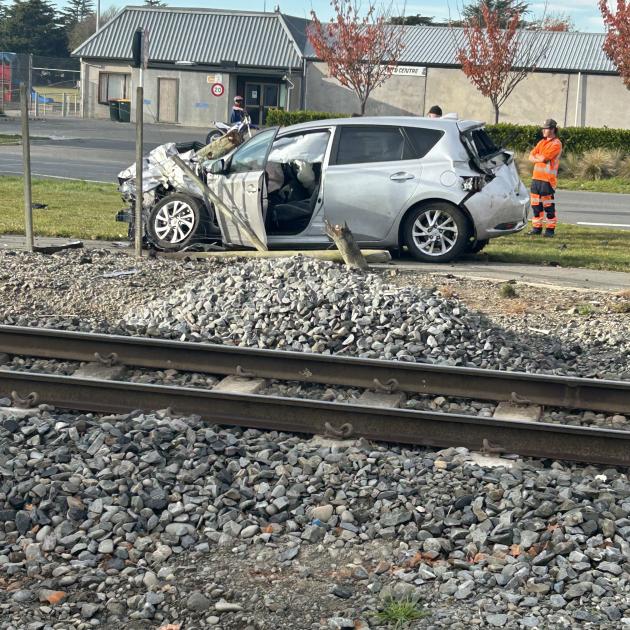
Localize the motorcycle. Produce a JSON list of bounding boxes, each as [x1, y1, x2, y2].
[[205, 113, 258, 145]]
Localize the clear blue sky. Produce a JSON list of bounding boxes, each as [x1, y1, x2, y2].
[[49, 0, 606, 33]]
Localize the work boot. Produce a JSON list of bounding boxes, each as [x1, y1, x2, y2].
[[528, 228, 542, 235], [543, 230, 555, 238]]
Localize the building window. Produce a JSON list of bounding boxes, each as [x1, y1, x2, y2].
[[98, 72, 130, 104]]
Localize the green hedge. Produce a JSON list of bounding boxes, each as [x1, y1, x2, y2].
[[486, 124, 630, 154], [266, 109, 630, 155], [266, 109, 346, 126]]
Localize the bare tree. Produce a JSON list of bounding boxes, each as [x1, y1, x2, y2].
[[308, 0, 405, 115], [599, 0, 630, 89], [454, 3, 552, 123]]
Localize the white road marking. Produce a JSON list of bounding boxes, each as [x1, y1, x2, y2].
[[577, 221, 630, 228], [0, 169, 111, 184]]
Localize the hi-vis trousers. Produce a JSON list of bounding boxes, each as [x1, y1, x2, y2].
[[530, 179, 557, 232]]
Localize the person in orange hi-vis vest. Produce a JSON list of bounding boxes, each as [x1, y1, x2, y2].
[[528, 118, 562, 237]]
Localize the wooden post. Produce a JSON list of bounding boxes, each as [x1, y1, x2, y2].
[[134, 85, 143, 258], [324, 220, 368, 270], [20, 83, 34, 253]]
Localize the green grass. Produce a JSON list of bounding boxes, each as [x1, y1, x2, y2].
[[519, 174, 630, 194], [559, 178, 630, 194], [478, 224, 630, 272], [0, 134, 21, 146], [0, 178, 628, 272], [0, 177, 126, 240], [373, 598, 430, 628]]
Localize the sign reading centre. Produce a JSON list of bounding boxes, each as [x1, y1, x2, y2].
[[388, 66, 426, 77], [211, 82, 225, 97]]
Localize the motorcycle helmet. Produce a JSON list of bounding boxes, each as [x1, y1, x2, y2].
[[234, 96, 244, 103]]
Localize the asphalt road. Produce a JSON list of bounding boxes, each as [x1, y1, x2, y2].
[[1, 116, 629, 229]]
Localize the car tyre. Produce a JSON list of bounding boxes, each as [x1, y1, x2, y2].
[[403, 202, 469, 263], [466, 238, 489, 254], [147, 193, 203, 250]]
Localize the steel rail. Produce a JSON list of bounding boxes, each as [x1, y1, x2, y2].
[[0, 325, 628, 413], [1, 370, 629, 466]]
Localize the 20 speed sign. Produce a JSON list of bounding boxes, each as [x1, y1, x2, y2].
[[211, 82, 225, 97]]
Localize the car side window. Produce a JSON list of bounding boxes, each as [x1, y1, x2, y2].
[[403, 127, 445, 159], [334, 126, 408, 165], [228, 128, 276, 174]]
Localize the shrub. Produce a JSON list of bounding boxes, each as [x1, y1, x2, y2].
[[577, 148, 623, 180], [559, 153, 581, 178], [618, 156, 630, 179], [266, 112, 630, 157], [499, 283, 518, 298], [487, 123, 630, 155], [266, 109, 347, 126]]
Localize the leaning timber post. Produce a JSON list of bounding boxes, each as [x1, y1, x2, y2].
[[134, 85, 144, 258], [20, 83, 34, 252], [324, 220, 368, 270]]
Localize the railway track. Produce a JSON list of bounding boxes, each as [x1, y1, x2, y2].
[[1, 325, 629, 466]]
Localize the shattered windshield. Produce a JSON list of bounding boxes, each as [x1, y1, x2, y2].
[[268, 131, 330, 164]]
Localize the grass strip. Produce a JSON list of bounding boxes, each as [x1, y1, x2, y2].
[[0, 177, 628, 272], [479, 224, 630, 272], [0, 176, 126, 240], [519, 174, 630, 194], [0, 134, 21, 146]]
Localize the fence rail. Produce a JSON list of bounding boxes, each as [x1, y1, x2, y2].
[[1, 51, 81, 118]]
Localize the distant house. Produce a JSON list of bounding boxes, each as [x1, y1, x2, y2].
[[73, 6, 630, 129]]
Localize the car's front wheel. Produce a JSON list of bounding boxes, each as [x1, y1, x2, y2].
[[147, 193, 202, 250], [403, 202, 469, 262]]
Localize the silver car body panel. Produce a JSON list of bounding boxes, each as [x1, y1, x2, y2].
[[117, 115, 529, 254]]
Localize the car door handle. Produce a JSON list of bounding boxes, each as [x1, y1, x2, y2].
[[390, 172, 415, 181], [246, 185, 258, 193]]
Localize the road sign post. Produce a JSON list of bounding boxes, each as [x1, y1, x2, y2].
[[20, 82, 34, 252], [132, 27, 149, 258]]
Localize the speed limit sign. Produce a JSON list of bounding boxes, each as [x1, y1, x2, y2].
[[211, 82, 225, 97]]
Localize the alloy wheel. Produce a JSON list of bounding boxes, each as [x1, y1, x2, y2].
[[411, 209, 459, 257], [154, 200, 196, 244]]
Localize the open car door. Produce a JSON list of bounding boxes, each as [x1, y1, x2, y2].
[[211, 127, 279, 250]]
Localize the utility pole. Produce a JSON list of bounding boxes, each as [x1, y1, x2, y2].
[[20, 83, 34, 252], [132, 27, 148, 258]]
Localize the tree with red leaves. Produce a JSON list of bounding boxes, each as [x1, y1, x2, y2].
[[308, 1, 405, 115], [599, 1, 630, 89], [455, 4, 551, 123]]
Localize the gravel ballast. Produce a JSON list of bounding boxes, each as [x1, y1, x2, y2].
[[1, 249, 629, 629], [1, 406, 630, 629]]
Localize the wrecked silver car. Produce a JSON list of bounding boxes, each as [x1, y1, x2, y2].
[[116, 117, 529, 262]]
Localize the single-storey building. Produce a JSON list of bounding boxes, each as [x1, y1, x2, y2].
[[73, 6, 630, 129]]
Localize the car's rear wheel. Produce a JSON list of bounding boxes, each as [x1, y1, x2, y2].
[[403, 202, 469, 262], [147, 193, 202, 250]]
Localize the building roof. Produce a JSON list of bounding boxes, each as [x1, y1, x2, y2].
[[392, 27, 614, 74], [72, 6, 303, 69], [73, 7, 615, 75]]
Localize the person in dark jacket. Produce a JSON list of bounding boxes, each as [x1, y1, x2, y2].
[[230, 96, 246, 124]]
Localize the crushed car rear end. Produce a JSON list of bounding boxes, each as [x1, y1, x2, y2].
[[456, 121, 529, 240]]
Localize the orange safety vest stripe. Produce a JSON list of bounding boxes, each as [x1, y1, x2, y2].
[[530, 138, 562, 189]]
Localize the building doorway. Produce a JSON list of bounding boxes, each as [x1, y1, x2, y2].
[[244, 81, 280, 125], [157, 78, 178, 123]]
